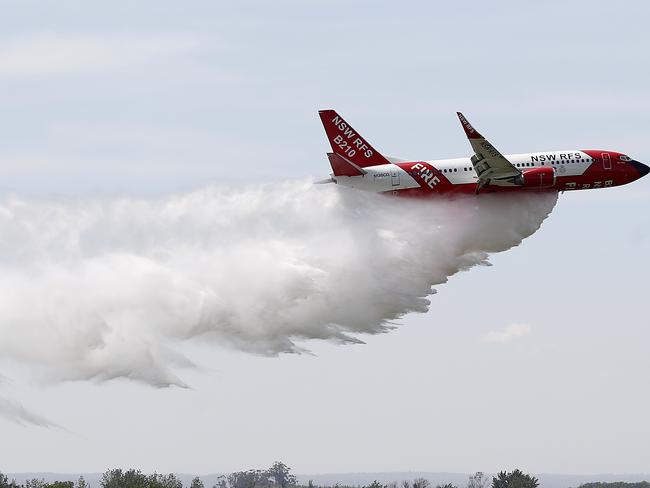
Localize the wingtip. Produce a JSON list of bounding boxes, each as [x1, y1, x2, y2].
[[457, 112, 482, 139]]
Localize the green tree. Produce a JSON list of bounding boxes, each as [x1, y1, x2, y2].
[[491, 470, 538, 488], [75, 477, 89, 488], [0, 473, 18, 488], [228, 470, 267, 488], [147, 474, 183, 488], [413, 479, 430, 488], [436, 484, 457, 488], [214, 476, 228, 488], [100, 469, 149, 488], [47, 482, 74, 488], [468, 473, 488, 488], [267, 463, 296, 488], [191, 477, 205, 488], [25, 479, 47, 488], [365, 482, 386, 488]]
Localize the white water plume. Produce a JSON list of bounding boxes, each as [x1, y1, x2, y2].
[[0, 181, 557, 388]]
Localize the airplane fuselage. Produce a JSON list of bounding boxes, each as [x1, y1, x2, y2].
[[333, 149, 648, 195]]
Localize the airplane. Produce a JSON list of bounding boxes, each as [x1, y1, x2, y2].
[[317, 109, 649, 195]]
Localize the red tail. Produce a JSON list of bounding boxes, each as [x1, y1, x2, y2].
[[319, 109, 390, 168]]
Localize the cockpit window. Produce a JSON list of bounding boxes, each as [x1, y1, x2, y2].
[[620, 155, 631, 161]]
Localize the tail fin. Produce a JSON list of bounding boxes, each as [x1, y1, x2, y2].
[[319, 109, 390, 168]]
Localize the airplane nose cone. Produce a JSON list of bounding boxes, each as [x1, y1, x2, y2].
[[631, 160, 650, 178]]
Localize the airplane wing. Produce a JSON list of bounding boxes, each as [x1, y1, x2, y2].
[[456, 112, 520, 186]]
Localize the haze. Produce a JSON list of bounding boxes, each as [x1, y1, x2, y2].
[[0, 0, 649, 477]]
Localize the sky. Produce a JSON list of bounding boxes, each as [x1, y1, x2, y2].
[[0, 0, 649, 477]]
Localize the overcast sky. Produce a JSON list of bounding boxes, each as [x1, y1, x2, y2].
[[0, 0, 649, 477]]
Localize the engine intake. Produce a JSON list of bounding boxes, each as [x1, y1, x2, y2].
[[514, 167, 556, 189]]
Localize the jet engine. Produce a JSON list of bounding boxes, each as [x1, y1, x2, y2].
[[514, 167, 556, 189]]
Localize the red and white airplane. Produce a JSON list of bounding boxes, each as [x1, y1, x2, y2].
[[318, 109, 649, 195]]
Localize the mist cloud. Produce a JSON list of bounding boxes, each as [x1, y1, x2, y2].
[[0, 182, 557, 387]]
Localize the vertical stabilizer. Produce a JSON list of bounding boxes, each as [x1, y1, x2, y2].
[[319, 109, 390, 168]]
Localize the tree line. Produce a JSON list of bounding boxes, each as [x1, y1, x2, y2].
[[2, 463, 648, 488]]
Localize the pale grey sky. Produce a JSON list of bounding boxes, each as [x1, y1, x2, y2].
[[0, 0, 649, 476]]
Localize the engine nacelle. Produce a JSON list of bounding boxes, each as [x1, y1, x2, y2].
[[514, 166, 556, 189]]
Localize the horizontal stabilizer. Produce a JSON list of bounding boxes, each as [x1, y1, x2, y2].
[[327, 152, 366, 177]]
